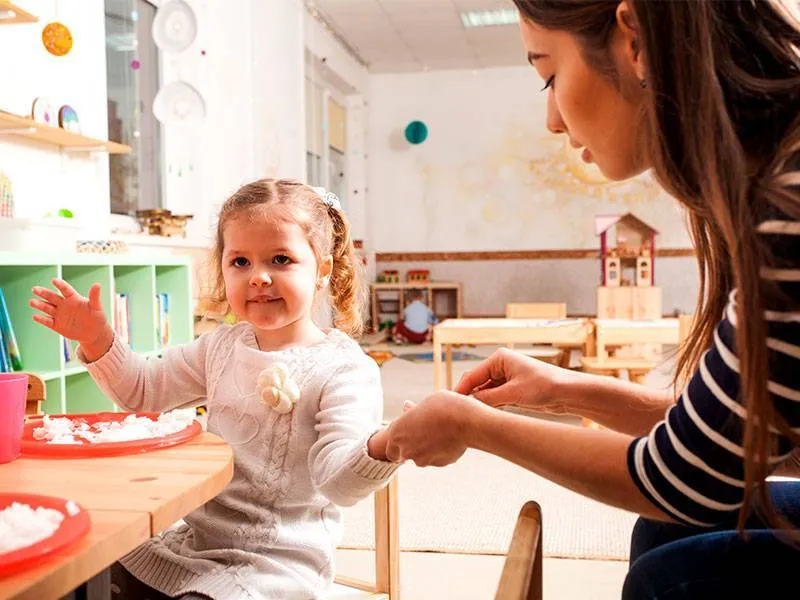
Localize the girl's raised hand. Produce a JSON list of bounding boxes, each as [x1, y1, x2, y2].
[[30, 279, 114, 360]]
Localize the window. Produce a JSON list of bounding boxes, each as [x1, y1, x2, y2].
[[105, 0, 162, 215]]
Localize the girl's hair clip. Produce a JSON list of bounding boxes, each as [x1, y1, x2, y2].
[[311, 186, 342, 211]]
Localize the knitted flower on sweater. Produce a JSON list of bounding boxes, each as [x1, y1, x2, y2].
[[256, 362, 300, 414]]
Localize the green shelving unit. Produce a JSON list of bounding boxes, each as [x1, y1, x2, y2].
[[0, 252, 193, 413]]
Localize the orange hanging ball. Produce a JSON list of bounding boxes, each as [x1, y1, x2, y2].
[[42, 22, 73, 57]]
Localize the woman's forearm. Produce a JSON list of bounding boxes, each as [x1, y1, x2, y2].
[[553, 369, 676, 436], [467, 407, 672, 521]]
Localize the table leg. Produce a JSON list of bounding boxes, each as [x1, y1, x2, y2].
[[371, 287, 378, 333], [445, 344, 453, 390], [433, 337, 442, 391], [66, 567, 112, 600]]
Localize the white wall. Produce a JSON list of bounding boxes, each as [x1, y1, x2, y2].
[[304, 12, 369, 241], [366, 67, 693, 253], [0, 0, 110, 232], [0, 0, 309, 249], [160, 0, 306, 242]]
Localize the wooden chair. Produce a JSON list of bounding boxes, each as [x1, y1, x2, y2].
[[505, 303, 567, 320], [24, 372, 46, 416], [331, 476, 400, 599], [505, 303, 570, 367], [495, 501, 543, 600], [579, 356, 658, 385]]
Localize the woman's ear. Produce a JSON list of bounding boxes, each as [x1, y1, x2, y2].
[[615, 1, 646, 81]]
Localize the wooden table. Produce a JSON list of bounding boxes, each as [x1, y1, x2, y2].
[[593, 318, 680, 359], [432, 318, 595, 390], [370, 281, 462, 330], [0, 432, 234, 600]]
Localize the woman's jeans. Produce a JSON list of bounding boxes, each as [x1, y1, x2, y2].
[[623, 480, 800, 599]]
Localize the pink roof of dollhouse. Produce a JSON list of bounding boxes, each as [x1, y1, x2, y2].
[[594, 213, 659, 236]]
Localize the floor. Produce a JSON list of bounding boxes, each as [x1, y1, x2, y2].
[[335, 338, 678, 599]]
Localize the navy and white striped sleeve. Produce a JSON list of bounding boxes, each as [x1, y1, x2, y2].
[[627, 158, 800, 527]]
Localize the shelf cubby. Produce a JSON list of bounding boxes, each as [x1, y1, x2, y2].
[[0, 252, 193, 413]]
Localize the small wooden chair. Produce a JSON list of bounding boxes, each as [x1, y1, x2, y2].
[[505, 303, 570, 367], [24, 372, 46, 416], [332, 476, 400, 599], [505, 303, 567, 320], [579, 356, 658, 385], [495, 501, 543, 600]]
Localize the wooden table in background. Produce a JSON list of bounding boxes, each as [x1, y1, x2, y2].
[[370, 281, 462, 330], [0, 432, 234, 600], [593, 318, 680, 359], [432, 318, 595, 391]]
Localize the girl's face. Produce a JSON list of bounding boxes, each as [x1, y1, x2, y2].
[[221, 210, 331, 348], [519, 6, 650, 181]]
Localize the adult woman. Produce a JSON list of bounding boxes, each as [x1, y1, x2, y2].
[[384, 1, 800, 596]]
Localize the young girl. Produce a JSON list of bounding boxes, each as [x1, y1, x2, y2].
[[30, 178, 399, 600]]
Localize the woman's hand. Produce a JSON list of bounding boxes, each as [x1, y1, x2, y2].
[[30, 279, 114, 361], [455, 348, 574, 414], [384, 391, 490, 467]]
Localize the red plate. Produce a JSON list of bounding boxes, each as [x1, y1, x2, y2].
[[21, 412, 202, 458], [0, 493, 90, 577]]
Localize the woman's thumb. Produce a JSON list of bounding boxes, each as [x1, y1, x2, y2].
[[472, 387, 503, 408], [403, 400, 417, 413]]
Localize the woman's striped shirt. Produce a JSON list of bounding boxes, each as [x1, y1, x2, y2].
[[627, 155, 800, 526]]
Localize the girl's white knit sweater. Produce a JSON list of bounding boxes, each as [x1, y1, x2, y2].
[[81, 323, 399, 599]]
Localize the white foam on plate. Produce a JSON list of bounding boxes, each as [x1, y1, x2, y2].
[[32, 409, 196, 444]]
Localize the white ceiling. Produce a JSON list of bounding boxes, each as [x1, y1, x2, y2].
[[309, 0, 526, 73]]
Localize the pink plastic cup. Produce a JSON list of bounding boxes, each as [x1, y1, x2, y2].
[[0, 373, 29, 463]]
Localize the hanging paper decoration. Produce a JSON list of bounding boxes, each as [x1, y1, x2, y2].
[[42, 21, 73, 56], [152, 0, 198, 53], [404, 121, 428, 145], [153, 81, 206, 125], [58, 105, 80, 133]]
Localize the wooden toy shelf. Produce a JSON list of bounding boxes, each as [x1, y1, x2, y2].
[[0, 111, 132, 154], [0, 1, 38, 24]]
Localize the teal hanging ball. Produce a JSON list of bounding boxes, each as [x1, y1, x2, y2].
[[404, 121, 428, 145]]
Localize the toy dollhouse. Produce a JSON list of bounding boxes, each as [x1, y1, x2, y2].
[[595, 213, 662, 319]]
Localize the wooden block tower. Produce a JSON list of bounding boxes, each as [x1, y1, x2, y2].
[[595, 213, 661, 319]]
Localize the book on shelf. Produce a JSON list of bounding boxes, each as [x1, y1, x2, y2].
[[114, 293, 131, 347], [156, 293, 170, 347], [0, 326, 10, 373], [63, 337, 74, 363], [0, 287, 22, 371]]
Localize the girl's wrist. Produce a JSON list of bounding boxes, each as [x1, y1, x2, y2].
[[79, 325, 115, 363], [367, 428, 390, 461]]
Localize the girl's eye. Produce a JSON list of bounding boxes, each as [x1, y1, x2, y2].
[[232, 257, 249, 268], [273, 255, 292, 265], [541, 75, 555, 92]]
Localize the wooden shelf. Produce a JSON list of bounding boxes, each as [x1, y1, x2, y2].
[[0, 111, 132, 154], [0, 1, 38, 24]]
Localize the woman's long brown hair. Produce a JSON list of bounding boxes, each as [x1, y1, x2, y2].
[[514, 0, 800, 530]]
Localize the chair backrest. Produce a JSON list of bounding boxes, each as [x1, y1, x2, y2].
[[506, 303, 567, 320], [25, 373, 46, 416], [678, 314, 695, 344], [495, 501, 543, 600]]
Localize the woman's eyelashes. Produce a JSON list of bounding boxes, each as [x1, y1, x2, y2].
[[541, 75, 555, 92]]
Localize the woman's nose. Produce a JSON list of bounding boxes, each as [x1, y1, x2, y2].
[[546, 93, 566, 135]]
